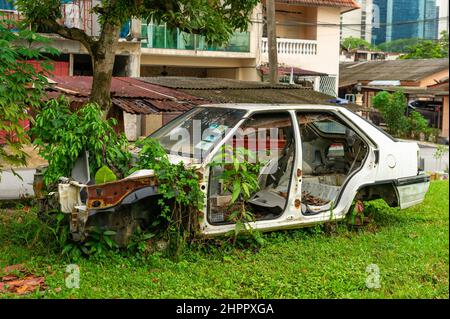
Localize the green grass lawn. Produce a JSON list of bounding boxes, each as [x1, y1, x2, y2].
[[0, 181, 448, 299]]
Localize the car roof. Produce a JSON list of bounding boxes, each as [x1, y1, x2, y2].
[[198, 103, 346, 112]]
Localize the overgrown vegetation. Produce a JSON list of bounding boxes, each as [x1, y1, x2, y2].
[[0, 18, 57, 174], [32, 97, 131, 185], [0, 181, 447, 298], [373, 90, 408, 136], [30, 97, 268, 258], [372, 90, 433, 140], [133, 139, 204, 259], [210, 145, 264, 245]]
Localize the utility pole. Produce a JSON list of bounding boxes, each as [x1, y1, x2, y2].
[[266, 0, 278, 84]]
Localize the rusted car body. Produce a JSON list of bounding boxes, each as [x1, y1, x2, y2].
[[56, 104, 430, 244]]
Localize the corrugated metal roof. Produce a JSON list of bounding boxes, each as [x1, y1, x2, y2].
[[139, 77, 363, 111], [139, 77, 307, 90], [50, 76, 200, 100], [339, 59, 449, 87], [362, 85, 449, 97], [47, 76, 206, 113]]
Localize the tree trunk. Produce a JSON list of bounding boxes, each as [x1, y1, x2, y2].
[[90, 22, 121, 114], [266, 0, 278, 85]]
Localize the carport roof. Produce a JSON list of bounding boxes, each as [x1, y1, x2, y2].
[[139, 77, 362, 111], [339, 59, 449, 87]]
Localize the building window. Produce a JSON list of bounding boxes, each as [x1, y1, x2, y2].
[[141, 21, 250, 53]]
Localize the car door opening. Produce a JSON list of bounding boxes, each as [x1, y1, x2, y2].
[[297, 112, 369, 215], [208, 112, 295, 224]]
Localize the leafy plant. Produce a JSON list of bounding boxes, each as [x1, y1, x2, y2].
[[377, 38, 423, 53], [210, 145, 263, 245], [130, 138, 169, 173], [407, 111, 428, 139], [95, 165, 118, 184], [131, 138, 205, 259], [0, 18, 57, 174], [372, 90, 408, 136], [32, 97, 131, 185], [81, 229, 119, 255], [126, 226, 155, 256]]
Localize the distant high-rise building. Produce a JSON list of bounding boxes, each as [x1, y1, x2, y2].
[[372, 0, 438, 45], [341, 0, 374, 43], [437, 0, 449, 36]]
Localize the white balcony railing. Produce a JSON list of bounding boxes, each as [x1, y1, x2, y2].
[[261, 37, 317, 55]]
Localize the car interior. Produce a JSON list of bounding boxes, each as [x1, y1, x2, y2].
[[207, 111, 369, 224], [298, 112, 368, 214], [208, 112, 295, 224]]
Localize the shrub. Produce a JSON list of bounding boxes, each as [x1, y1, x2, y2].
[[407, 111, 428, 139], [372, 91, 408, 137], [32, 97, 131, 185]]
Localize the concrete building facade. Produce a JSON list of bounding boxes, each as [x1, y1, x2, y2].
[[340, 0, 373, 43], [2, 0, 360, 96]]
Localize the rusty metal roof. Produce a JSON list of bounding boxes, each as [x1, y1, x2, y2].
[[47, 76, 205, 113], [111, 98, 198, 114]]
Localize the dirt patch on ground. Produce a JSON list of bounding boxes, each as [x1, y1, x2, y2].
[[0, 145, 47, 169]]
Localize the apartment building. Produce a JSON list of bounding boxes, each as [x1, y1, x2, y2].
[[340, 0, 373, 43], [1, 0, 359, 96]]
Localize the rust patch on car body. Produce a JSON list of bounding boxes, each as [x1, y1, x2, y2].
[[294, 198, 301, 208], [297, 168, 302, 177], [86, 176, 158, 209]]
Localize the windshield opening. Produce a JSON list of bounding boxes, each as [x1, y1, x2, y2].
[[149, 107, 247, 161]]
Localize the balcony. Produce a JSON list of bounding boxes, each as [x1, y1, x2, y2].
[[261, 37, 318, 56], [141, 22, 250, 53], [60, 0, 97, 36]]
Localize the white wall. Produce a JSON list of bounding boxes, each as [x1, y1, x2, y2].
[[260, 6, 342, 93], [438, 0, 449, 36]]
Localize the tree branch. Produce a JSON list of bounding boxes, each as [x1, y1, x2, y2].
[[39, 18, 96, 54]]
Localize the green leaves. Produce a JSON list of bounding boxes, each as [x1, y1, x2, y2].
[[0, 19, 55, 173], [341, 36, 376, 51], [95, 165, 118, 184], [372, 90, 408, 137], [131, 138, 205, 258], [32, 98, 131, 185], [231, 180, 241, 203], [400, 31, 449, 59], [209, 145, 262, 245]]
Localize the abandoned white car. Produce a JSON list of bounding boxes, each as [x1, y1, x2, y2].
[[56, 104, 430, 243]]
